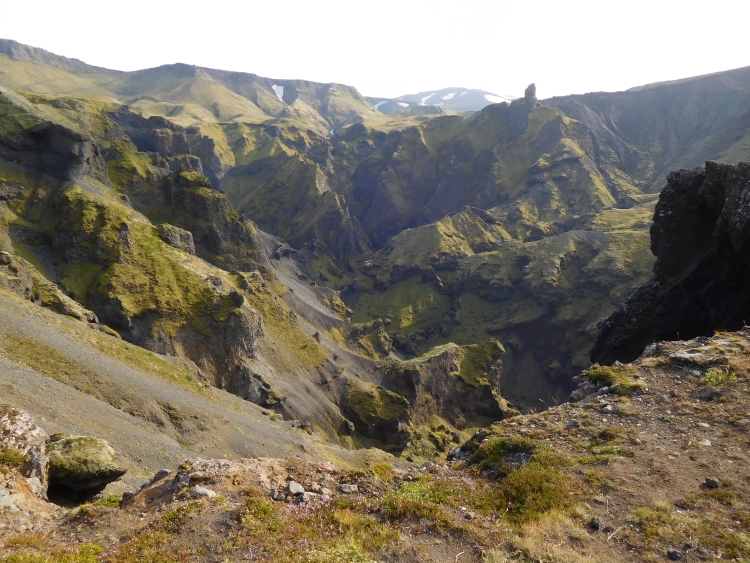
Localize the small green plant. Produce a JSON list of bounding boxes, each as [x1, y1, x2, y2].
[[499, 462, 572, 525], [0, 448, 27, 468], [702, 367, 737, 387], [92, 494, 122, 508], [370, 462, 396, 481], [585, 365, 645, 395], [470, 435, 536, 471], [381, 478, 449, 521]]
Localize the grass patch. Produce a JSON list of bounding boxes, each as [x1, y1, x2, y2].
[[0, 448, 27, 468], [585, 365, 646, 395], [91, 494, 122, 508], [470, 435, 535, 471]]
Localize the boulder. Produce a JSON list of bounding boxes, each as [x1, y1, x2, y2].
[[158, 223, 196, 255], [46, 436, 126, 497]]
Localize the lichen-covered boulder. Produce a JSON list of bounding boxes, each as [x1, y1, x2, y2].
[[46, 436, 126, 495]]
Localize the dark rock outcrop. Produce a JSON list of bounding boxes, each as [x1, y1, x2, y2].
[[592, 161, 750, 364]]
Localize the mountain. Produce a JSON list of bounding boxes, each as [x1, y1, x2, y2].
[[368, 87, 517, 114], [3, 38, 750, 468]]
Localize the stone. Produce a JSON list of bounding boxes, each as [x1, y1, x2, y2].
[[189, 486, 216, 498], [600, 404, 615, 414], [705, 477, 720, 489], [268, 489, 284, 501], [566, 419, 581, 428], [667, 547, 683, 560], [299, 491, 319, 503], [699, 387, 720, 401], [158, 224, 195, 255], [285, 481, 305, 496], [47, 436, 126, 495], [320, 487, 333, 496], [698, 439, 712, 447], [733, 418, 749, 426], [24, 478, 43, 496], [657, 395, 670, 404], [589, 517, 600, 531], [0, 251, 11, 265], [339, 483, 358, 494]]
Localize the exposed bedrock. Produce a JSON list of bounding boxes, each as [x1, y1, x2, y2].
[[592, 161, 750, 364]]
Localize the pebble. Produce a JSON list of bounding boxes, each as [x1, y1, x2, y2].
[[705, 477, 720, 489], [698, 439, 712, 447], [339, 484, 358, 494], [589, 517, 600, 530], [733, 418, 749, 426], [566, 419, 581, 428], [320, 487, 333, 496], [697, 422, 710, 428], [657, 395, 670, 404], [600, 404, 615, 414]]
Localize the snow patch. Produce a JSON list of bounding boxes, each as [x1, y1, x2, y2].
[[459, 91, 468, 96], [329, 128, 335, 136], [484, 94, 509, 104], [420, 93, 436, 105], [441, 92, 455, 100], [372, 101, 388, 110], [397, 102, 409, 107], [434, 102, 445, 106], [272, 84, 285, 104]]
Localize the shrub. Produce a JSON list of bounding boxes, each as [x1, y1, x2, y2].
[[500, 463, 571, 525], [0, 449, 27, 468]]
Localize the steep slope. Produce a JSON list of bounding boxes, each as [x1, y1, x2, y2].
[[4, 328, 749, 562], [593, 160, 750, 364], [545, 66, 750, 192], [0, 84, 515, 461]]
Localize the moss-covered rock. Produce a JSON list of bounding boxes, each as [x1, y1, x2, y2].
[[47, 436, 126, 494]]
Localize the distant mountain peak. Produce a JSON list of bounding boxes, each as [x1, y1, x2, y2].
[[367, 87, 519, 114]]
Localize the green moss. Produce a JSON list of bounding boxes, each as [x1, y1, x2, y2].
[[346, 382, 409, 423], [61, 263, 102, 303], [104, 137, 152, 189], [457, 340, 504, 387], [585, 365, 646, 395], [352, 277, 451, 341]]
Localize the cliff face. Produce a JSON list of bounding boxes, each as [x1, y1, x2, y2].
[[592, 161, 750, 364]]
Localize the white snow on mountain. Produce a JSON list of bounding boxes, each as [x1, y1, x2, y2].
[[460, 91, 468, 96], [272, 85, 285, 104], [441, 92, 455, 100], [420, 93, 436, 105], [372, 101, 387, 110], [397, 102, 409, 107]]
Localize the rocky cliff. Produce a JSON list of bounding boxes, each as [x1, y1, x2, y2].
[[592, 161, 750, 364]]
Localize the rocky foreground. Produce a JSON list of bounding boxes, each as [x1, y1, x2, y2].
[[1, 328, 748, 562]]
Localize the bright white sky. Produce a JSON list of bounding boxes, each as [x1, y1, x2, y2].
[[2, 0, 750, 99]]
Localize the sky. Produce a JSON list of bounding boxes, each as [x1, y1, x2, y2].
[[2, 0, 750, 99]]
